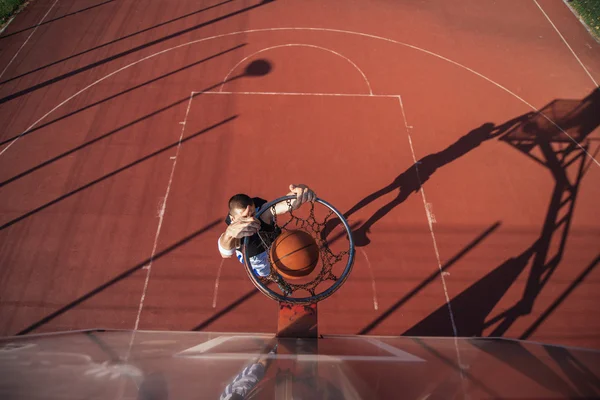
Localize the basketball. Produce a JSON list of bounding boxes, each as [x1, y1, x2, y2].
[[270, 230, 320, 279]]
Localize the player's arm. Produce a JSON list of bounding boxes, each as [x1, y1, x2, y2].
[[218, 218, 260, 258], [218, 234, 239, 258], [262, 184, 316, 223]]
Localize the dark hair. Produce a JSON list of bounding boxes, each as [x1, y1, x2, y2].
[[229, 194, 253, 212]]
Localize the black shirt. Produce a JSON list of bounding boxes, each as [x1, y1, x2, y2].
[[225, 197, 280, 259]]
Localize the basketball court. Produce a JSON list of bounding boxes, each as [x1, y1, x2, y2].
[[0, 0, 599, 362]]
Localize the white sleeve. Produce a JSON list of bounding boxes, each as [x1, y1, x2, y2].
[[218, 234, 235, 257]]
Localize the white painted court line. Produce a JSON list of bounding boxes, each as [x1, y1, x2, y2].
[[334, 365, 363, 400], [199, 90, 386, 312], [0, 15, 16, 36], [212, 258, 225, 308], [177, 335, 234, 355], [125, 91, 195, 359], [1, 27, 596, 167], [218, 43, 373, 95], [195, 90, 394, 97], [359, 248, 379, 311], [532, 0, 598, 87], [338, 336, 425, 362], [176, 334, 273, 356], [178, 353, 421, 362], [396, 95, 467, 392], [0, 0, 59, 80], [176, 334, 426, 362], [364, 337, 425, 362]]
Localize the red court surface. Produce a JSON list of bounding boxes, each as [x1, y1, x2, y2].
[[0, 0, 599, 349]]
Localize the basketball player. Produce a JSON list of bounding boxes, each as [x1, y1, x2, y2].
[[217, 184, 316, 292]]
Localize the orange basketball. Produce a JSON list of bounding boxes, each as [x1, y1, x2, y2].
[[270, 230, 320, 279]]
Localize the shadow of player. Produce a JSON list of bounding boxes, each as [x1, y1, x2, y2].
[[324, 114, 531, 246]]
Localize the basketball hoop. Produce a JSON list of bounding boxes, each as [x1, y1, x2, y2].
[[242, 195, 355, 305]]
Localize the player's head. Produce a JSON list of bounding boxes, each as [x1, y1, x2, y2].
[[228, 194, 256, 222]]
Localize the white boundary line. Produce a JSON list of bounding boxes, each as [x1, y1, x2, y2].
[[363, 337, 425, 361], [334, 335, 425, 361], [218, 43, 373, 95], [176, 335, 237, 354], [212, 258, 225, 308], [0, 27, 597, 167], [194, 90, 391, 311], [359, 248, 379, 311], [194, 90, 394, 97], [0, 15, 16, 36], [175, 334, 425, 362], [0, 0, 59, 80], [125, 91, 195, 358], [396, 95, 467, 392], [532, 0, 598, 87], [178, 353, 421, 362], [335, 365, 363, 400], [196, 91, 458, 343], [396, 96, 458, 338]]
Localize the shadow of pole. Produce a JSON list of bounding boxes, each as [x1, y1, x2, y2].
[[414, 338, 500, 398], [0, 0, 117, 40], [0, 0, 233, 79], [323, 116, 528, 247], [17, 219, 222, 335], [1, 116, 237, 231], [7, 57, 274, 334], [358, 221, 501, 335], [0, 58, 273, 230], [469, 339, 580, 397], [404, 247, 535, 337], [0, 82, 237, 189], [85, 331, 122, 362], [0, 43, 246, 147], [0, 0, 274, 104], [544, 342, 600, 397], [0, 57, 269, 189], [401, 88, 600, 340], [486, 88, 600, 338], [191, 283, 274, 332], [520, 254, 599, 340]]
